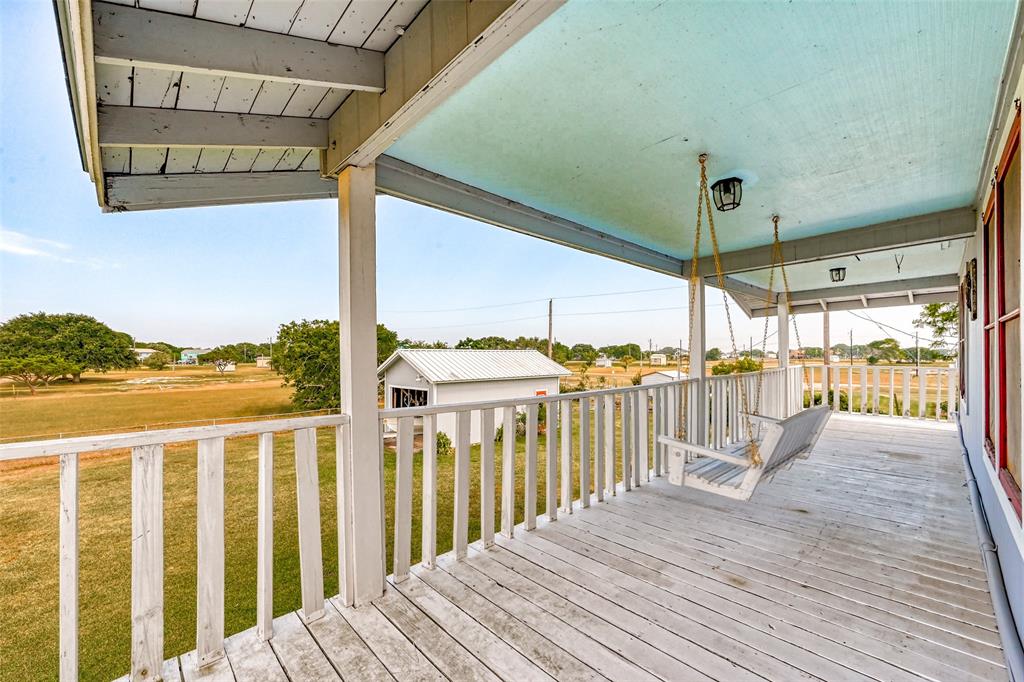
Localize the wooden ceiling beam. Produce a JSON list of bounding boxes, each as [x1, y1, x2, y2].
[[92, 2, 384, 91], [97, 106, 328, 149]]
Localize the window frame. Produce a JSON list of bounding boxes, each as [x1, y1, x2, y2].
[[983, 110, 1023, 520]]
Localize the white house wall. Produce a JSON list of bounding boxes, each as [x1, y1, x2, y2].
[[435, 377, 561, 444], [382, 358, 434, 408], [960, 61, 1024, 645]]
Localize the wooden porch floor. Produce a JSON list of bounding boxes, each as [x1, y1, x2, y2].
[[145, 415, 1006, 682]]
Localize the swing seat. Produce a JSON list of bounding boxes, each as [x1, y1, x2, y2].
[[657, 406, 831, 501]]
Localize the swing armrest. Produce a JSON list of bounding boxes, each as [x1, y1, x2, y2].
[[740, 413, 781, 425], [657, 435, 751, 467]]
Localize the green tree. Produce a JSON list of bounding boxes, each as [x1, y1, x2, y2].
[[0, 312, 135, 382], [400, 339, 449, 349], [914, 302, 957, 346], [143, 351, 171, 370], [705, 347, 722, 361], [569, 343, 598, 362], [198, 342, 271, 364], [867, 338, 902, 362], [801, 346, 823, 358], [273, 320, 398, 409], [620, 354, 634, 369], [0, 355, 78, 394]]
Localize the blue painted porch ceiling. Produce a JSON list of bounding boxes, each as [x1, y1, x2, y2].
[[388, 0, 1015, 260]]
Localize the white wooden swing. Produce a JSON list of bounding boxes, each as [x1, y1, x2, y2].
[[660, 155, 830, 501]]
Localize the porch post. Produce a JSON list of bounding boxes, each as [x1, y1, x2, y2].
[[777, 293, 790, 416], [822, 305, 831, 407], [689, 279, 706, 443], [337, 164, 385, 606]]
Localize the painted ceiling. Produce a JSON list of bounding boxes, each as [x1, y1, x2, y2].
[[388, 0, 1015, 260]]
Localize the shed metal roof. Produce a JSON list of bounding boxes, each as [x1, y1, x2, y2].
[[378, 349, 571, 384]]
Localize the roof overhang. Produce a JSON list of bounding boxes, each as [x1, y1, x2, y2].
[[55, 0, 1020, 317]]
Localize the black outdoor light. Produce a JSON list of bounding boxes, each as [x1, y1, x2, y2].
[[710, 177, 743, 211], [829, 267, 847, 283]]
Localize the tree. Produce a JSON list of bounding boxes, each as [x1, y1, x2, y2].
[[705, 347, 722, 361], [400, 339, 448, 349], [274, 320, 341, 409], [0, 355, 77, 394], [198, 342, 271, 364], [867, 338, 902, 362], [0, 312, 135, 382], [569, 343, 598, 362], [143, 351, 171, 370], [620, 354, 634, 369], [801, 347, 823, 358], [377, 323, 399, 366], [914, 303, 957, 346]]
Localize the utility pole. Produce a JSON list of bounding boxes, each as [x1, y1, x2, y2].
[[547, 299, 553, 359]]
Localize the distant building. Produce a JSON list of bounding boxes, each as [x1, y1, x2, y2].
[[255, 356, 272, 368], [595, 355, 614, 368], [180, 348, 212, 364], [133, 348, 159, 362], [640, 370, 687, 386], [378, 349, 571, 444], [649, 353, 667, 366]]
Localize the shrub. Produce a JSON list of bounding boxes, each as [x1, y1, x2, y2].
[[808, 390, 848, 410], [436, 431, 454, 458], [143, 351, 171, 370], [631, 372, 643, 386]]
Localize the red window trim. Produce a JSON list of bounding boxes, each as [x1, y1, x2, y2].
[[983, 109, 1023, 521]]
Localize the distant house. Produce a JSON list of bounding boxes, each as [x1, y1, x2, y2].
[[180, 348, 212, 364], [133, 348, 159, 362], [649, 353, 667, 366], [255, 356, 272, 368], [640, 370, 687, 386], [595, 355, 613, 368], [378, 349, 571, 444]]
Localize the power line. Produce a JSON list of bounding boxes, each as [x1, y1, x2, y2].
[[846, 310, 940, 345], [382, 284, 687, 314]]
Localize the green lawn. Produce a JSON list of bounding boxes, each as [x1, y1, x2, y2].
[[1, 397, 648, 681]]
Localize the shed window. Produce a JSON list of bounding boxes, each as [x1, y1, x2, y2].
[[983, 109, 1022, 519], [391, 387, 428, 408]]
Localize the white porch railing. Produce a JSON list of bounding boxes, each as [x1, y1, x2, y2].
[[800, 364, 957, 421], [0, 413, 349, 682], [379, 366, 805, 583]]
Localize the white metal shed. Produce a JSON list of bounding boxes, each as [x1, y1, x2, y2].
[[378, 349, 571, 443]]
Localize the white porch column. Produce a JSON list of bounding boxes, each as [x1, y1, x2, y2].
[[777, 294, 790, 416], [337, 164, 385, 606], [822, 305, 831, 407], [689, 279, 706, 443]]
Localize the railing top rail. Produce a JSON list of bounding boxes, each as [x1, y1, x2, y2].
[[0, 413, 350, 461]]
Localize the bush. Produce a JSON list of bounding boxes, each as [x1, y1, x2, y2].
[[867, 355, 879, 365], [142, 351, 171, 370], [436, 431, 454, 458], [807, 390, 848, 410], [631, 372, 643, 386]]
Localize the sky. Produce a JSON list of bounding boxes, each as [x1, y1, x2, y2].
[[0, 0, 938, 354]]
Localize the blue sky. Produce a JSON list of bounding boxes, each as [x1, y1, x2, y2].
[[0, 0, 932, 352]]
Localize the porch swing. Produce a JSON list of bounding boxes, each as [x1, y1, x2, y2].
[[658, 154, 831, 501]]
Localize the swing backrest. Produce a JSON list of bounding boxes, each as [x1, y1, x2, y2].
[[752, 406, 832, 477]]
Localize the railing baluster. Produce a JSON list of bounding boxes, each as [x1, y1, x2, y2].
[[59, 453, 78, 682], [501, 406, 516, 537], [918, 369, 927, 418], [859, 366, 867, 414], [847, 367, 854, 414], [545, 401, 558, 520], [131, 444, 163, 681], [947, 367, 956, 421], [604, 394, 616, 496], [872, 367, 880, 415], [653, 388, 662, 475], [902, 368, 911, 417], [935, 371, 943, 421], [394, 417, 414, 582], [525, 404, 538, 530], [421, 414, 437, 567], [560, 400, 573, 513], [594, 397, 605, 500], [294, 428, 324, 622], [636, 390, 648, 484], [256, 433, 273, 640], [889, 367, 896, 416], [621, 392, 632, 491], [454, 411, 471, 558], [197, 437, 226, 665], [480, 409, 496, 547], [579, 397, 591, 507]]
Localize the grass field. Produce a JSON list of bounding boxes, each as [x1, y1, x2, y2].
[[0, 367, 608, 680]]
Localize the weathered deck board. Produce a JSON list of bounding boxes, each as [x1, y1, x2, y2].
[[135, 416, 1006, 681]]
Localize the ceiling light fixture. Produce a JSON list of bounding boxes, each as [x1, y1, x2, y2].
[[829, 267, 847, 283], [710, 177, 743, 211]]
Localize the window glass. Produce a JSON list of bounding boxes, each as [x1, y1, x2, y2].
[[1002, 152, 1021, 314], [988, 329, 998, 446], [988, 218, 999, 322]]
